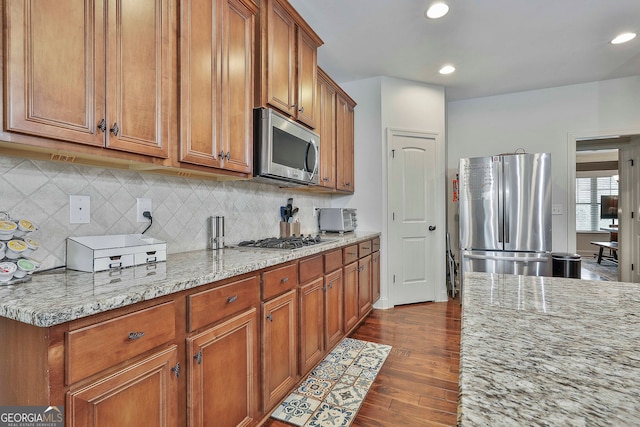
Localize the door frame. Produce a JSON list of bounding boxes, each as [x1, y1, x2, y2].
[[567, 127, 640, 282], [385, 128, 447, 305]]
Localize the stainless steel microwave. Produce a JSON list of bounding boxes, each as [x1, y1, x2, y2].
[[254, 107, 320, 186]]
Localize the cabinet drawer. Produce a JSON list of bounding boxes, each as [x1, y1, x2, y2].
[[188, 276, 259, 332], [66, 301, 176, 384], [372, 237, 380, 252], [324, 249, 342, 273], [299, 255, 323, 283], [262, 263, 298, 300], [343, 245, 358, 264], [359, 240, 372, 257]]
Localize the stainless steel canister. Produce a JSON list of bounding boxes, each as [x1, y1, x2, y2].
[[208, 216, 225, 250]]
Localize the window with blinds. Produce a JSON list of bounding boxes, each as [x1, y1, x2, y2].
[[576, 176, 618, 231]]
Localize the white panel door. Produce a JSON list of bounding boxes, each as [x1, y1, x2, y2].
[[388, 129, 442, 305], [620, 140, 640, 283]]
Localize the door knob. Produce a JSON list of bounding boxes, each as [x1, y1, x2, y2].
[[428, 225, 436, 231]]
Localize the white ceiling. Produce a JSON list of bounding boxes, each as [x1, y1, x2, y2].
[[288, 0, 640, 101]]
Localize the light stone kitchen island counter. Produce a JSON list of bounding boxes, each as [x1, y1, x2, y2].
[[0, 231, 379, 327], [459, 272, 640, 426]]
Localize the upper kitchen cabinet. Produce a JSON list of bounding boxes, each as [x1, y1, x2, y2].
[[180, 0, 257, 174], [336, 92, 356, 193], [316, 68, 356, 194], [257, 0, 322, 129], [3, 0, 172, 159]]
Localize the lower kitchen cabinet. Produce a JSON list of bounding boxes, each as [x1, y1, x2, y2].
[[262, 288, 298, 412], [66, 345, 179, 427], [324, 268, 344, 350], [343, 261, 359, 332], [372, 250, 381, 303], [358, 255, 373, 317], [187, 308, 259, 427], [299, 276, 325, 375]]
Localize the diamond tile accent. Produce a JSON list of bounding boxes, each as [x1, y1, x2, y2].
[[0, 157, 330, 270]]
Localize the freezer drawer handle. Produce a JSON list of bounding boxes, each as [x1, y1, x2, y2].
[[465, 254, 548, 263]]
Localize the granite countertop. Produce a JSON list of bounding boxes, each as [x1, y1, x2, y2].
[[0, 232, 379, 328], [459, 272, 640, 426]]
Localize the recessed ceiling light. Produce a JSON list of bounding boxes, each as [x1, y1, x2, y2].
[[611, 32, 636, 44], [425, 2, 449, 19], [439, 65, 455, 75]]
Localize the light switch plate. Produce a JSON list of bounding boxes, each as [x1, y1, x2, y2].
[[70, 195, 91, 224]]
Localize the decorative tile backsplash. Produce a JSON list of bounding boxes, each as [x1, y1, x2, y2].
[[0, 156, 330, 270]]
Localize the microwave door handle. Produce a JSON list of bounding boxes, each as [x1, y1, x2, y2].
[[311, 140, 319, 177], [305, 140, 319, 179]]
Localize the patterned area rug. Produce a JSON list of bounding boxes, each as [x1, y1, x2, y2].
[[581, 256, 618, 281], [270, 338, 392, 427]]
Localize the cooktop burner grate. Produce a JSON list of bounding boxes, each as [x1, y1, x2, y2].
[[237, 235, 325, 250]]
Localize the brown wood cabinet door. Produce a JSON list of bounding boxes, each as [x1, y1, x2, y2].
[[262, 289, 298, 412], [67, 346, 179, 427], [187, 308, 259, 427], [105, 0, 170, 158], [358, 255, 373, 317], [180, 0, 255, 172], [296, 29, 318, 128], [4, 0, 105, 147], [317, 71, 336, 188], [372, 250, 381, 303], [324, 269, 344, 350], [336, 94, 355, 192], [265, 0, 296, 117], [220, 0, 256, 173], [179, 0, 222, 167], [343, 262, 359, 332], [298, 277, 325, 376]]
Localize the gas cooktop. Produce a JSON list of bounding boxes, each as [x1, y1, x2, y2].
[[237, 235, 331, 250]]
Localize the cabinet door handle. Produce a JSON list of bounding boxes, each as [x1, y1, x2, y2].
[[280, 277, 289, 283], [128, 331, 145, 340], [298, 106, 304, 113], [171, 362, 181, 378], [266, 314, 273, 322], [227, 295, 238, 304], [323, 177, 330, 182], [110, 122, 119, 136], [194, 350, 202, 365], [345, 182, 352, 187], [358, 265, 365, 272], [328, 281, 333, 289], [219, 150, 225, 159], [225, 151, 231, 160], [97, 118, 106, 133]]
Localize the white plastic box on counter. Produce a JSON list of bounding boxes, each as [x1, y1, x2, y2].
[[66, 234, 167, 273]]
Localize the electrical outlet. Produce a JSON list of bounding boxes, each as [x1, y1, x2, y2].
[[137, 198, 152, 222], [70, 195, 90, 224], [552, 204, 563, 215]]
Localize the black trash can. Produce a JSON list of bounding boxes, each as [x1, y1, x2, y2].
[[552, 253, 581, 278]]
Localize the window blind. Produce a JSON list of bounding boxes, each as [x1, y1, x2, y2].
[[575, 175, 618, 231]]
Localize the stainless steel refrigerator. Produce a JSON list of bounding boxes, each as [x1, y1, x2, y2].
[[458, 152, 552, 283]]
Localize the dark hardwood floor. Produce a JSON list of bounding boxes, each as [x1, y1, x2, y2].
[[264, 298, 462, 427]]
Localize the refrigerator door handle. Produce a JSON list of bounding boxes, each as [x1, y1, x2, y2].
[[498, 158, 504, 244], [502, 158, 510, 244]]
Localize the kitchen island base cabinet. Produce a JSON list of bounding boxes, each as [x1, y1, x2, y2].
[[66, 345, 179, 427], [187, 308, 259, 427], [262, 289, 298, 412]]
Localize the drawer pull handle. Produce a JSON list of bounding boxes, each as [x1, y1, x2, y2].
[[109, 262, 122, 269], [347, 252, 356, 255], [266, 314, 273, 322], [280, 277, 289, 283], [146, 251, 156, 255], [128, 331, 145, 341], [146, 256, 157, 263], [362, 246, 370, 250], [227, 295, 238, 304]]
